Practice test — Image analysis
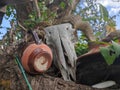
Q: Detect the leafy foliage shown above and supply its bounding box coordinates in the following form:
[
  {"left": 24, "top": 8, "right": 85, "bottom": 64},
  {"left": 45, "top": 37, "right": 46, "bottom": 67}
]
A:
[
  {"left": 75, "top": 42, "right": 88, "bottom": 56},
  {"left": 99, "top": 4, "right": 109, "bottom": 21},
  {"left": 5, "top": 5, "right": 16, "bottom": 21},
  {"left": 75, "top": 0, "right": 117, "bottom": 40},
  {"left": 24, "top": 1, "right": 57, "bottom": 29},
  {"left": 75, "top": 34, "right": 88, "bottom": 56},
  {"left": 59, "top": 2, "right": 66, "bottom": 9}
]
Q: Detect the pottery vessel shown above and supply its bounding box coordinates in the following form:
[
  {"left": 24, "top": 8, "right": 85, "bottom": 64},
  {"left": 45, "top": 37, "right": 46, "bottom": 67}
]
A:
[{"left": 21, "top": 43, "right": 53, "bottom": 74}]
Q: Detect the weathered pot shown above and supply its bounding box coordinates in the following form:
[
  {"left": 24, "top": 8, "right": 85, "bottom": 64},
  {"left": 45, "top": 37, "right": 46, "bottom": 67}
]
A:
[
  {"left": 21, "top": 43, "right": 53, "bottom": 74},
  {"left": 76, "top": 42, "right": 120, "bottom": 86}
]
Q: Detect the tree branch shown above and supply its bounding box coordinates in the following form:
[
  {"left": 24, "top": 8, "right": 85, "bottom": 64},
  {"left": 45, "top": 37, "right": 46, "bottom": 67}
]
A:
[
  {"left": 33, "top": 0, "right": 41, "bottom": 18},
  {"left": 0, "top": 6, "right": 6, "bottom": 25},
  {"left": 58, "top": 15, "right": 96, "bottom": 42},
  {"left": 71, "top": 0, "right": 81, "bottom": 10},
  {"left": 18, "top": 21, "right": 28, "bottom": 31}
]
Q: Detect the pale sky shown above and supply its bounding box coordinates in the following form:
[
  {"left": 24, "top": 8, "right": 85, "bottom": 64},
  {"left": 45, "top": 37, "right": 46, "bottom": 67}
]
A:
[
  {"left": 96, "top": 0, "right": 120, "bottom": 15},
  {"left": 97, "top": 0, "right": 120, "bottom": 7},
  {"left": 0, "top": 15, "right": 11, "bottom": 39},
  {"left": 96, "top": 0, "right": 120, "bottom": 29}
]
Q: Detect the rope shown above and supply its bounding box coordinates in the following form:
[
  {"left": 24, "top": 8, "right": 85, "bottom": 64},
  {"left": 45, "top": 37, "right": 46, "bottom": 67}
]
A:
[{"left": 15, "top": 55, "right": 32, "bottom": 90}]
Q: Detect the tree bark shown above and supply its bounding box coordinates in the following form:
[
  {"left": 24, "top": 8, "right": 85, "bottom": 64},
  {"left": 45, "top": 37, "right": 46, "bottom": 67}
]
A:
[
  {"left": 0, "top": 0, "right": 105, "bottom": 90},
  {"left": 0, "top": 55, "right": 108, "bottom": 90},
  {"left": 56, "top": 14, "right": 96, "bottom": 41}
]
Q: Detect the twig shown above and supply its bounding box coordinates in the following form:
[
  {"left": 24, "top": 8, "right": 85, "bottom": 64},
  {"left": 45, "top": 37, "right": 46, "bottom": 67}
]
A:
[
  {"left": 0, "top": 6, "right": 6, "bottom": 13},
  {"left": 33, "top": 0, "right": 41, "bottom": 18},
  {"left": 18, "top": 21, "right": 27, "bottom": 31}
]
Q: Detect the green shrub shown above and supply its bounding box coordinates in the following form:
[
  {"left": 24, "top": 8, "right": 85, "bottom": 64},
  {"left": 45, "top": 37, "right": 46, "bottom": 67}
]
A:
[{"left": 75, "top": 42, "right": 88, "bottom": 56}]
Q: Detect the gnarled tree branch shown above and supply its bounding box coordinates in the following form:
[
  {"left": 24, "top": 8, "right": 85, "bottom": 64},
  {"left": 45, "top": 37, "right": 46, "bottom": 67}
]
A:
[{"left": 58, "top": 15, "right": 96, "bottom": 42}]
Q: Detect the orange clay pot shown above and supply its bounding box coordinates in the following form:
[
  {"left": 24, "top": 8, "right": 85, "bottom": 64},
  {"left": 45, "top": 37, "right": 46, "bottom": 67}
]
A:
[{"left": 21, "top": 43, "right": 53, "bottom": 74}]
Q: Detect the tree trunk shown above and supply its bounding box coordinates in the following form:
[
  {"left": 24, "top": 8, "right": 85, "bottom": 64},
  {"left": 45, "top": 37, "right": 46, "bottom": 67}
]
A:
[
  {"left": 0, "top": 24, "right": 111, "bottom": 90},
  {"left": 0, "top": 0, "right": 110, "bottom": 90},
  {"left": 0, "top": 55, "right": 108, "bottom": 90}
]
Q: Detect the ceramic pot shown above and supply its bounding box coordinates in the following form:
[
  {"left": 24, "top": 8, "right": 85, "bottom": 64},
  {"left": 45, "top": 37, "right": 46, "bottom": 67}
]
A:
[{"left": 21, "top": 43, "right": 53, "bottom": 74}]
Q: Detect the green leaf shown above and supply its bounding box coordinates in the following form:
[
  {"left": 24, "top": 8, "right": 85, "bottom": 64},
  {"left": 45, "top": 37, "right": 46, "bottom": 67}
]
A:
[
  {"left": 99, "top": 3, "right": 109, "bottom": 21},
  {"left": 100, "top": 46, "right": 116, "bottom": 65},
  {"left": 69, "top": 0, "right": 73, "bottom": 4},
  {"left": 59, "top": 2, "right": 66, "bottom": 9},
  {"left": 111, "top": 41, "right": 120, "bottom": 58}
]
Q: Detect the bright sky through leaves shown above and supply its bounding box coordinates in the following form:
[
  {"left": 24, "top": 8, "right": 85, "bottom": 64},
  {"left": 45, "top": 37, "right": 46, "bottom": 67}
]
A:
[
  {"left": 0, "top": 0, "right": 120, "bottom": 39},
  {"left": 96, "top": 0, "right": 120, "bottom": 29}
]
